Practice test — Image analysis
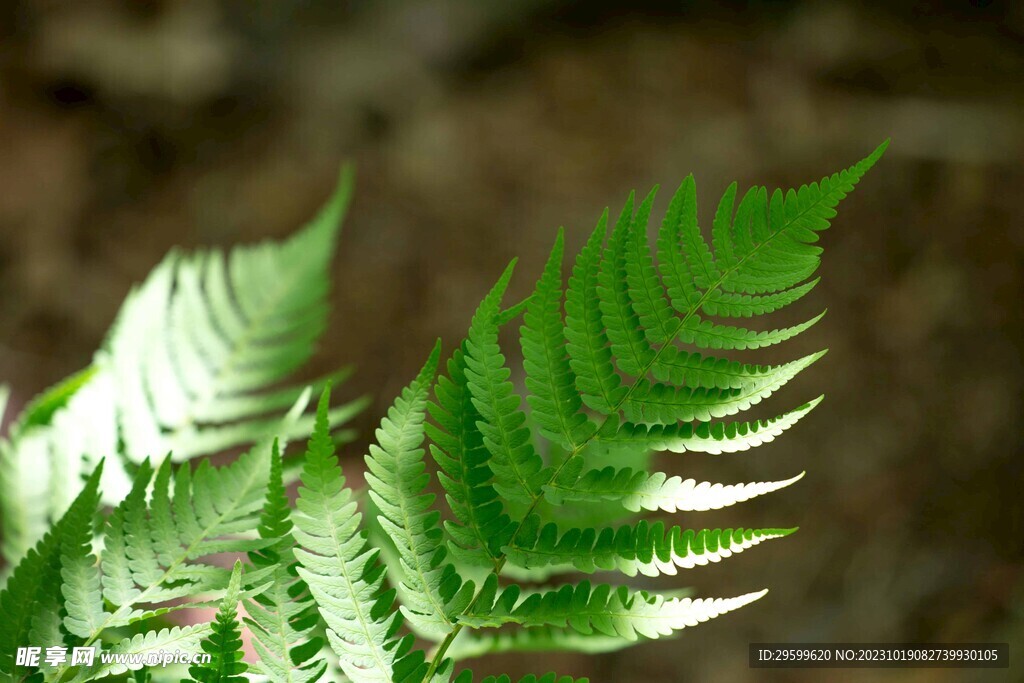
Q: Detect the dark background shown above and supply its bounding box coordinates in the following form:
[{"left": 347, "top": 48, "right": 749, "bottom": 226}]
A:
[{"left": 0, "top": 1, "right": 1021, "bottom": 681}]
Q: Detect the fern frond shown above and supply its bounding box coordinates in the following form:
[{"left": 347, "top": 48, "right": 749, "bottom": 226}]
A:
[
  {"left": 448, "top": 626, "right": 630, "bottom": 660},
  {"left": 245, "top": 441, "right": 327, "bottom": 683},
  {"left": 545, "top": 465, "right": 805, "bottom": 513},
  {"left": 40, "top": 438, "right": 276, "bottom": 683},
  {"left": 462, "top": 578, "right": 767, "bottom": 641},
  {"left": 427, "top": 343, "right": 513, "bottom": 568},
  {"left": 72, "top": 625, "right": 210, "bottom": 681},
  {"left": 0, "top": 169, "right": 363, "bottom": 570},
  {"left": 506, "top": 521, "right": 796, "bottom": 577},
  {"left": 0, "top": 463, "right": 103, "bottom": 679},
  {"left": 365, "top": 341, "right": 477, "bottom": 637},
  {"left": 598, "top": 397, "right": 823, "bottom": 454},
  {"left": 412, "top": 145, "right": 885, "bottom": 676},
  {"left": 564, "top": 212, "right": 623, "bottom": 414},
  {"left": 293, "top": 388, "right": 430, "bottom": 683},
  {"left": 107, "top": 169, "right": 358, "bottom": 462},
  {"left": 1, "top": 148, "right": 883, "bottom": 682},
  {"left": 521, "top": 230, "right": 596, "bottom": 451},
  {"left": 464, "top": 262, "right": 550, "bottom": 505},
  {"left": 184, "top": 562, "right": 248, "bottom": 683}
]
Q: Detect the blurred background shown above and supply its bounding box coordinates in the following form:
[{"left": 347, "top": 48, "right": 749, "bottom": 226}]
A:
[{"left": 0, "top": 1, "right": 1021, "bottom": 681}]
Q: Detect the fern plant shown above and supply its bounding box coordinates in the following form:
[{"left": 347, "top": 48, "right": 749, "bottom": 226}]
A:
[
  {"left": 184, "top": 562, "right": 249, "bottom": 683},
  {"left": 0, "top": 144, "right": 885, "bottom": 682},
  {"left": 0, "top": 170, "right": 364, "bottom": 572},
  {"left": 312, "top": 142, "right": 885, "bottom": 680}
]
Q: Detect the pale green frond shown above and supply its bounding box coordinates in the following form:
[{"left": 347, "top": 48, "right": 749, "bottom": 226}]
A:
[
  {"left": 0, "top": 464, "right": 103, "bottom": 679},
  {"left": 69, "top": 439, "right": 274, "bottom": 669},
  {"left": 106, "top": 169, "right": 355, "bottom": 462},
  {"left": 0, "top": 369, "right": 127, "bottom": 572},
  {"left": 506, "top": 522, "right": 797, "bottom": 578},
  {"left": 462, "top": 578, "right": 767, "bottom": 641},
  {"left": 448, "top": 625, "right": 632, "bottom": 660},
  {"left": 245, "top": 441, "right": 327, "bottom": 683},
  {"left": 366, "top": 342, "right": 476, "bottom": 637},
  {"left": 293, "top": 388, "right": 429, "bottom": 683},
  {"left": 61, "top": 462, "right": 112, "bottom": 639},
  {"left": 0, "top": 169, "right": 361, "bottom": 572},
  {"left": 70, "top": 625, "right": 211, "bottom": 682},
  {"left": 546, "top": 467, "right": 805, "bottom": 513}
]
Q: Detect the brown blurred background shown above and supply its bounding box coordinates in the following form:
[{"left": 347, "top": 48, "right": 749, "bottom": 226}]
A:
[{"left": 0, "top": 1, "right": 1021, "bottom": 681}]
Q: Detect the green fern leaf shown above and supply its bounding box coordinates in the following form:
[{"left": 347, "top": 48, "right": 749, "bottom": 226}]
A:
[
  {"left": 448, "top": 625, "right": 631, "bottom": 660},
  {"left": 674, "top": 311, "right": 825, "bottom": 351},
  {"left": 462, "top": 578, "right": 766, "bottom": 641},
  {"left": 506, "top": 521, "right": 796, "bottom": 577},
  {"left": 293, "top": 388, "right": 429, "bottom": 683},
  {"left": 521, "top": 230, "right": 597, "bottom": 451},
  {"left": 0, "top": 463, "right": 103, "bottom": 678},
  {"left": 597, "top": 192, "right": 656, "bottom": 377},
  {"left": 701, "top": 278, "right": 819, "bottom": 317},
  {"left": 71, "top": 625, "right": 210, "bottom": 682},
  {"left": 365, "top": 341, "right": 477, "bottom": 637},
  {"left": 427, "top": 343, "right": 513, "bottom": 568},
  {"left": 43, "top": 437, "right": 277, "bottom": 683},
  {"left": 464, "top": 262, "right": 550, "bottom": 505},
  {"left": 624, "top": 191, "right": 677, "bottom": 345},
  {"left": 564, "top": 212, "right": 624, "bottom": 414},
  {"left": 598, "top": 397, "right": 822, "bottom": 454},
  {"left": 61, "top": 467, "right": 111, "bottom": 640},
  {"left": 674, "top": 176, "right": 721, "bottom": 290},
  {"left": 245, "top": 441, "right": 327, "bottom": 683},
  {"left": 620, "top": 351, "right": 824, "bottom": 424},
  {"left": 184, "top": 562, "right": 248, "bottom": 683}
]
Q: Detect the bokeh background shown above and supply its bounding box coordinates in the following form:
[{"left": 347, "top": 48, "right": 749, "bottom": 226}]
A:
[{"left": 0, "top": 1, "right": 1021, "bottom": 681}]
